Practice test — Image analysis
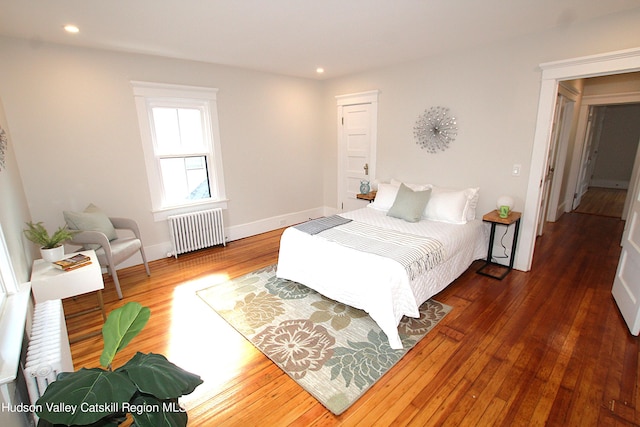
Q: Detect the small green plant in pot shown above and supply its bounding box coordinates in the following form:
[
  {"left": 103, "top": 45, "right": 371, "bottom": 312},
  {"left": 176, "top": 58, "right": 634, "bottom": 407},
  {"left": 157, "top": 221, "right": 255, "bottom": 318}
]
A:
[
  {"left": 35, "top": 302, "right": 203, "bottom": 427},
  {"left": 24, "top": 221, "right": 77, "bottom": 262},
  {"left": 23, "top": 221, "right": 76, "bottom": 249}
]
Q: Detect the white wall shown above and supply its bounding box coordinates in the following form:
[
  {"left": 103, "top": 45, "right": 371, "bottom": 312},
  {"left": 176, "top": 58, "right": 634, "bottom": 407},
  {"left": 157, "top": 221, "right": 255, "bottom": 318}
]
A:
[
  {"left": 322, "top": 8, "right": 640, "bottom": 269},
  {"left": 0, "top": 98, "right": 33, "bottom": 283},
  {"left": 591, "top": 104, "right": 640, "bottom": 188},
  {"left": 0, "top": 37, "right": 324, "bottom": 261}
]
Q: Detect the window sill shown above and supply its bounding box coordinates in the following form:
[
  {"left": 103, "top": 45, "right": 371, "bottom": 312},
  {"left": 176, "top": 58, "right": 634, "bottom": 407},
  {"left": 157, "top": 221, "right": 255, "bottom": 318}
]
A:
[
  {"left": 152, "top": 199, "right": 228, "bottom": 221},
  {"left": 0, "top": 282, "right": 31, "bottom": 385}
]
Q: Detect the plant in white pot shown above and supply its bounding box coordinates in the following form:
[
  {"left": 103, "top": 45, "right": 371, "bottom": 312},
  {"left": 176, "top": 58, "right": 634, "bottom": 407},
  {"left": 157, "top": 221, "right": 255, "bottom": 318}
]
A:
[{"left": 23, "top": 221, "right": 77, "bottom": 262}]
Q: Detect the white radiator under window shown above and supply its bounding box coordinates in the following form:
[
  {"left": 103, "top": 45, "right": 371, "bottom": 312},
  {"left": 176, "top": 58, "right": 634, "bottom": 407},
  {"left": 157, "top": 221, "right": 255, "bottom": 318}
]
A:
[
  {"left": 168, "top": 208, "right": 226, "bottom": 258},
  {"left": 24, "top": 299, "right": 74, "bottom": 407}
]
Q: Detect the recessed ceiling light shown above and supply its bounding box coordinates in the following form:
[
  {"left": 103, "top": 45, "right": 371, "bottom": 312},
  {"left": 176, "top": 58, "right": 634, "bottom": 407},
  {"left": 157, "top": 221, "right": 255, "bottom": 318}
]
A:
[
  {"left": 316, "top": 67, "right": 325, "bottom": 74},
  {"left": 64, "top": 24, "right": 79, "bottom": 34}
]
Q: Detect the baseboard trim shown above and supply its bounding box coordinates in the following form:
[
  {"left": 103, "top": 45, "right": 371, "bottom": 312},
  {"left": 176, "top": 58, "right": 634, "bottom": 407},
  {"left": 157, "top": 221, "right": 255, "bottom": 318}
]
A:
[{"left": 122, "top": 206, "right": 335, "bottom": 268}]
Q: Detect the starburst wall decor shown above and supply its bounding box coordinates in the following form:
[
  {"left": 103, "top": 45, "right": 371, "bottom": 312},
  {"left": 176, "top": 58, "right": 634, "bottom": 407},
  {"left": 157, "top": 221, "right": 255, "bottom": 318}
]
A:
[{"left": 413, "top": 106, "right": 458, "bottom": 153}]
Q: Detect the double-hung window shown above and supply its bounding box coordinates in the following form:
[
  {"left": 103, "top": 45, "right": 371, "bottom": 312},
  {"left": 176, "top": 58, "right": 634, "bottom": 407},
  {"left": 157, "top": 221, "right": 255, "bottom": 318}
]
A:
[{"left": 132, "top": 81, "right": 227, "bottom": 220}]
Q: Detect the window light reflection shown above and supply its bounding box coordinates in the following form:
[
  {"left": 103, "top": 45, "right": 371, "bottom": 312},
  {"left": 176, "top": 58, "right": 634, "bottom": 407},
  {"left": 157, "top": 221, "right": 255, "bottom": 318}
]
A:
[{"left": 166, "top": 273, "right": 254, "bottom": 407}]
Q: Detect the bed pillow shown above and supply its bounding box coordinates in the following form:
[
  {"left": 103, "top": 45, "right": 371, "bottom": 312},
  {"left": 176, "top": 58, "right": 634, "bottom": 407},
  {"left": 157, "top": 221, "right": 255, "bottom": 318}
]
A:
[
  {"left": 369, "top": 182, "right": 400, "bottom": 212},
  {"left": 424, "top": 187, "right": 480, "bottom": 224},
  {"left": 64, "top": 203, "right": 118, "bottom": 241},
  {"left": 387, "top": 183, "right": 432, "bottom": 222},
  {"left": 390, "top": 179, "right": 431, "bottom": 191}
]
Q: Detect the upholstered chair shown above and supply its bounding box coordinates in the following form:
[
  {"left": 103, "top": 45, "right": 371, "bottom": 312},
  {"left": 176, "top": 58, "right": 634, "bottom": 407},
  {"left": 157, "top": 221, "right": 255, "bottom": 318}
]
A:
[{"left": 64, "top": 205, "right": 150, "bottom": 299}]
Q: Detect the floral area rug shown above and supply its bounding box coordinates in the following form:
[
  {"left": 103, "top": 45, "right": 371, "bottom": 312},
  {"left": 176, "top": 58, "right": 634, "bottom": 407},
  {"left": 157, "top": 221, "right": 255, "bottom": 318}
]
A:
[{"left": 196, "top": 265, "right": 451, "bottom": 415}]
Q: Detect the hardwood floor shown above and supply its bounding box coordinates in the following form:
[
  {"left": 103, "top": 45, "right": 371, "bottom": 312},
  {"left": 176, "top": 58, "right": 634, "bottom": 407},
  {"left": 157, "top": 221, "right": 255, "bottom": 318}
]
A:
[
  {"left": 573, "top": 187, "right": 627, "bottom": 218},
  {"left": 63, "top": 213, "right": 639, "bottom": 426}
]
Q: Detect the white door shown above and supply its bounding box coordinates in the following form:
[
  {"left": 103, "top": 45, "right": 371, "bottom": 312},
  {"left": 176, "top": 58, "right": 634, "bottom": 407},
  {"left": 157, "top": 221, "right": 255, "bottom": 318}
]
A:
[
  {"left": 612, "top": 178, "right": 640, "bottom": 336},
  {"left": 537, "top": 94, "right": 565, "bottom": 235},
  {"left": 337, "top": 91, "right": 378, "bottom": 212},
  {"left": 546, "top": 94, "right": 574, "bottom": 222},
  {"left": 573, "top": 106, "right": 605, "bottom": 209}
]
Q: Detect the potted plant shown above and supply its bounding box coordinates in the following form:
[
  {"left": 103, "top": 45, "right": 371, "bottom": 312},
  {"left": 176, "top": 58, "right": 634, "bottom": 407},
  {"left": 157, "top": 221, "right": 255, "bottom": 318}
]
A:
[
  {"left": 23, "top": 221, "right": 76, "bottom": 262},
  {"left": 36, "top": 302, "right": 203, "bottom": 426}
]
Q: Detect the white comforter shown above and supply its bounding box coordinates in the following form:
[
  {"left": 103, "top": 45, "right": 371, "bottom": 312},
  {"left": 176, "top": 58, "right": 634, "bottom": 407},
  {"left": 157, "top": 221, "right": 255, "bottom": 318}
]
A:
[{"left": 276, "top": 207, "right": 488, "bottom": 349}]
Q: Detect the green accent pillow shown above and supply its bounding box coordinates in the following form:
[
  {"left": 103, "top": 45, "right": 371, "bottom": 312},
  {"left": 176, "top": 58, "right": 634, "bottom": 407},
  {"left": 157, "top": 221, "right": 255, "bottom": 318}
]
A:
[
  {"left": 387, "top": 183, "right": 432, "bottom": 222},
  {"left": 64, "top": 203, "right": 117, "bottom": 241}
]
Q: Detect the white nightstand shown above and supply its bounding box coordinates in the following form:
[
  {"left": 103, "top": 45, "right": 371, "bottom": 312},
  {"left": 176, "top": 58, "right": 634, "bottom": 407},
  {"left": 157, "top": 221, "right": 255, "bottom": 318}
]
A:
[{"left": 30, "top": 250, "right": 106, "bottom": 341}]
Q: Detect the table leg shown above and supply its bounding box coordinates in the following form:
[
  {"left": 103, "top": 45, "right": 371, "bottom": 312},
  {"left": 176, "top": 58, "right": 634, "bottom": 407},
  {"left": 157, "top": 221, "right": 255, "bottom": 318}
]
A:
[
  {"left": 508, "top": 219, "right": 521, "bottom": 270},
  {"left": 96, "top": 290, "right": 106, "bottom": 321},
  {"left": 486, "top": 223, "right": 497, "bottom": 262}
]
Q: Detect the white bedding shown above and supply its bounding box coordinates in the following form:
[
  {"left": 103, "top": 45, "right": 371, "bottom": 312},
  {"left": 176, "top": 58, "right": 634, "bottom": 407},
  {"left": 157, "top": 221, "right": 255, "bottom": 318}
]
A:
[{"left": 276, "top": 206, "right": 488, "bottom": 349}]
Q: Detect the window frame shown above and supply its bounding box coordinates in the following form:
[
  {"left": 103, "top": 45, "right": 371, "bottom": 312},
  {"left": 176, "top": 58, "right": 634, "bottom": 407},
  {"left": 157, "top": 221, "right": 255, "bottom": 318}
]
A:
[{"left": 132, "top": 81, "right": 227, "bottom": 221}]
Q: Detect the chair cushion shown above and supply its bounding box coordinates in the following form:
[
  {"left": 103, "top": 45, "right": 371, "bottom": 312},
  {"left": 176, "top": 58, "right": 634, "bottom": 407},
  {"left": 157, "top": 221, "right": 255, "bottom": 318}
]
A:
[
  {"left": 95, "top": 237, "right": 142, "bottom": 267},
  {"left": 64, "top": 204, "right": 118, "bottom": 250}
]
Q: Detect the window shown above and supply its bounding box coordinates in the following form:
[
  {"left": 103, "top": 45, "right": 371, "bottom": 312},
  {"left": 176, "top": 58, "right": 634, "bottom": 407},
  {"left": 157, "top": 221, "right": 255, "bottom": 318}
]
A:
[{"left": 132, "top": 82, "right": 227, "bottom": 220}]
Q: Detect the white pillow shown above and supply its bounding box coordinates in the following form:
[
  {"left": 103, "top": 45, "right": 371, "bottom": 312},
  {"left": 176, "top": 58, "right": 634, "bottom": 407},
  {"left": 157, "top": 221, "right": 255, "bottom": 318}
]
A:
[
  {"left": 390, "top": 179, "right": 431, "bottom": 191},
  {"left": 369, "top": 182, "right": 400, "bottom": 212},
  {"left": 424, "top": 187, "right": 480, "bottom": 224}
]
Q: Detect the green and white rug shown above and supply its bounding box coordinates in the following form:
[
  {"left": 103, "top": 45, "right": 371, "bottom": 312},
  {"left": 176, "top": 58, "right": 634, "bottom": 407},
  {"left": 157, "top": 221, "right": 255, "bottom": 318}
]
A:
[{"left": 197, "top": 265, "right": 451, "bottom": 415}]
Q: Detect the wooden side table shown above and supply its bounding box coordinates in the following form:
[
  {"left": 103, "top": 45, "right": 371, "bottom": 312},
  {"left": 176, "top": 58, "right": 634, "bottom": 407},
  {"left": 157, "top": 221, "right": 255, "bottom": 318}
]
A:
[
  {"left": 477, "top": 210, "right": 522, "bottom": 280},
  {"left": 356, "top": 191, "right": 377, "bottom": 202},
  {"left": 30, "top": 250, "right": 106, "bottom": 342}
]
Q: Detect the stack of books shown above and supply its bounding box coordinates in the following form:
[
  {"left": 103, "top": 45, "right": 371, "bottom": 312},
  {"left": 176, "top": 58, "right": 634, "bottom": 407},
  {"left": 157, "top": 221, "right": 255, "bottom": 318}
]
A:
[{"left": 53, "top": 253, "right": 92, "bottom": 271}]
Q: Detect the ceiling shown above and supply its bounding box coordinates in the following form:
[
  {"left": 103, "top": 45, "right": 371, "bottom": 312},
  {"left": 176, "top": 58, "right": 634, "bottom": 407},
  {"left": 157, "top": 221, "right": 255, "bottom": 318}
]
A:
[{"left": 1, "top": 0, "right": 639, "bottom": 79}]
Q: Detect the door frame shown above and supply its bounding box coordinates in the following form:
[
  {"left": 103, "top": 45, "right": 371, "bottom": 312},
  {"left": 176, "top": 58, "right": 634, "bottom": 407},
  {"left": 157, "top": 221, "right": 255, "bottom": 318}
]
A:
[
  {"left": 336, "top": 90, "right": 379, "bottom": 211},
  {"left": 520, "top": 47, "right": 640, "bottom": 271}
]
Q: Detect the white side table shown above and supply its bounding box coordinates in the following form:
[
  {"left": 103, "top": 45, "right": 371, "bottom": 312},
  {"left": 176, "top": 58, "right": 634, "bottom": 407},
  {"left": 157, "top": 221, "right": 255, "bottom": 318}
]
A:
[{"left": 30, "top": 250, "right": 106, "bottom": 341}]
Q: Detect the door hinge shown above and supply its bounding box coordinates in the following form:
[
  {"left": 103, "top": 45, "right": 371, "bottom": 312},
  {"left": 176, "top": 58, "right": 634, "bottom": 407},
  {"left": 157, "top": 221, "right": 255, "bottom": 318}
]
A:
[
  {"left": 573, "top": 193, "right": 577, "bottom": 199},
  {"left": 341, "top": 117, "right": 344, "bottom": 125}
]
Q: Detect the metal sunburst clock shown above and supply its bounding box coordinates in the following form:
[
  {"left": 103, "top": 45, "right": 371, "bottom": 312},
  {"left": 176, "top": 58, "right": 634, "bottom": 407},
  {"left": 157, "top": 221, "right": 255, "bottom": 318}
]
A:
[{"left": 414, "top": 106, "right": 458, "bottom": 153}]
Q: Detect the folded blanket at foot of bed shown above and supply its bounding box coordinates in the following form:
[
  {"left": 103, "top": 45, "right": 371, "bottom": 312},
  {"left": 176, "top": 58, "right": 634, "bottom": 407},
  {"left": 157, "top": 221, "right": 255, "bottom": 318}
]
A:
[{"left": 316, "top": 220, "right": 445, "bottom": 281}]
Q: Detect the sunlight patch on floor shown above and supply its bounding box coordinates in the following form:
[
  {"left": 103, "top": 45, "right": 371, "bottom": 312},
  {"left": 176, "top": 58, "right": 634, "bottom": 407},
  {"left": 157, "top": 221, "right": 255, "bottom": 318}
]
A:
[{"left": 166, "top": 273, "right": 258, "bottom": 407}]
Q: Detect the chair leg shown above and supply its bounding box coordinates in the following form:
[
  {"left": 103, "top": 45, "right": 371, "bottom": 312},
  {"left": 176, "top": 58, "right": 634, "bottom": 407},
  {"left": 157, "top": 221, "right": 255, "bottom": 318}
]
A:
[
  {"left": 139, "top": 248, "right": 151, "bottom": 277},
  {"left": 109, "top": 266, "right": 123, "bottom": 299}
]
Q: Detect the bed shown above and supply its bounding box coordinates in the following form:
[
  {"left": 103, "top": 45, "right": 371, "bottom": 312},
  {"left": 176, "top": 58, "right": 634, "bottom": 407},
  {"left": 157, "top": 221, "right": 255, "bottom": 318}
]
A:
[{"left": 276, "top": 182, "right": 489, "bottom": 349}]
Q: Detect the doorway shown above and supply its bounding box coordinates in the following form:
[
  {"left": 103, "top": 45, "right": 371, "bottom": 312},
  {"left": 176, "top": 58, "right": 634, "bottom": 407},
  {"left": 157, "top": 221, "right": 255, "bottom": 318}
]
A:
[
  {"left": 568, "top": 101, "right": 640, "bottom": 221},
  {"left": 520, "top": 48, "right": 640, "bottom": 272}
]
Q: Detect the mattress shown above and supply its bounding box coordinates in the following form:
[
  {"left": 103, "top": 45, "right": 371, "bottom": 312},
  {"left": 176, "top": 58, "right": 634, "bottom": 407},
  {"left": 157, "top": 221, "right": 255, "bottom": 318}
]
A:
[{"left": 276, "top": 206, "right": 488, "bottom": 349}]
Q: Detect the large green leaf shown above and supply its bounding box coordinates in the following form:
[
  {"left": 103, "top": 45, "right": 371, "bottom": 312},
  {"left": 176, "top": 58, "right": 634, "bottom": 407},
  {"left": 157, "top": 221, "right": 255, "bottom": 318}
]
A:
[
  {"left": 129, "top": 395, "right": 188, "bottom": 427},
  {"left": 36, "top": 368, "right": 137, "bottom": 426},
  {"left": 100, "top": 302, "right": 151, "bottom": 367},
  {"left": 118, "top": 353, "right": 203, "bottom": 400}
]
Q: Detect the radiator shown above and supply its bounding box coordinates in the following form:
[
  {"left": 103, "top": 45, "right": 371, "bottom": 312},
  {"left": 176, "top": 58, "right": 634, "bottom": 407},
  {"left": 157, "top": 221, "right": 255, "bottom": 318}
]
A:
[
  {"left": 168, "top": 208, "right": 226, "bottom": 258},
  {"left": 24, "top": 299, "right": 74, "bottom": 407}
]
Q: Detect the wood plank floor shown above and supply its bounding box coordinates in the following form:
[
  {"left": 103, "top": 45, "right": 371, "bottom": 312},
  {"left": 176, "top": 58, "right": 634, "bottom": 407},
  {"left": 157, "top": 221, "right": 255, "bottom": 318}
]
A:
[
  {"left": 573, "top": 187, "right": 627, "bottom": 218},
  {"left": 63, "top": 212, "right": 639, "bottom": 426}
]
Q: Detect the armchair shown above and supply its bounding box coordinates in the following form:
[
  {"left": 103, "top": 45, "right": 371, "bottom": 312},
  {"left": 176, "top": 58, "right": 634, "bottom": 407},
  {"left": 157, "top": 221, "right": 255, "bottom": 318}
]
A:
[{"left": 69, "top": 217, "right": 150, "bottom": 299}]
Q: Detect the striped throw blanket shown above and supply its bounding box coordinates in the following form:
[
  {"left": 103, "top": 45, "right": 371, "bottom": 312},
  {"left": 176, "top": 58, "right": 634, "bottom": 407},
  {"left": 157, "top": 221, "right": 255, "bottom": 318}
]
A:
[
  {"left": 318, "top": 221, "right": 445, "bottom": 280},
  {"left": 294, "top": 215, "right": 352, "bottom": 235}
]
